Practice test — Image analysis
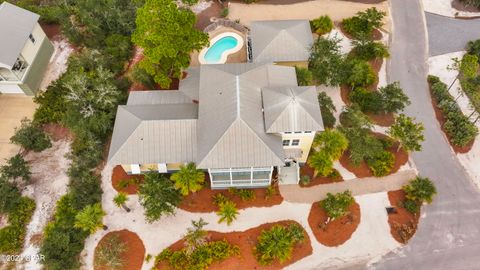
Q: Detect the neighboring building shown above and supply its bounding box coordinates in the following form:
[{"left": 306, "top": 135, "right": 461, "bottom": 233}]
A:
[
  {"left": 249, "top": 20, "right": 313, "bottom": 68},
  {"left": 108, "top": 63, "right": 323, "bottom": 189},
  {"left": 0, "top": 2, "right": 54, "bottom": 95}
]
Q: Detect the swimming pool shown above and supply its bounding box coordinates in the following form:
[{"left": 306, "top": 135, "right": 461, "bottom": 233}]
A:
[{"left": 199, "top": 32, "right": 244, "bottom": 64}]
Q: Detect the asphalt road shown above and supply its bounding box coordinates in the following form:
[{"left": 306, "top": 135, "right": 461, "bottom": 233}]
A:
[
  {"left": 426, "top": 12, "right": 480, "bottom": 56},
  {"left": 369, "top": 0, "right": 480, "bottom": 269}
]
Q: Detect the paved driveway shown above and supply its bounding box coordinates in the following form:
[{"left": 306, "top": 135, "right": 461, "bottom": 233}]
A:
[
  {"left": 0, "top": 94, "right": 37, "bottom": 165},
  {"left": 426, "top": 12, "right": 480, "bottom": 56},
  {"left": 369, "top": 1, "right": 480, "bottom": 269}
]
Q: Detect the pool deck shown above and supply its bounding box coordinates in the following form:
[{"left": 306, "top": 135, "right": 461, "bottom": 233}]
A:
[{"left": 190, "top": 26, "right": 247, "bottom": 66}]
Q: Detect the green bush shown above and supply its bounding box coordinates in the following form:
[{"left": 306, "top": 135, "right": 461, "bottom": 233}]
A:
[
  {"left": 318, "top": 92, "right": 337, "bottom": 128},
  {"left": 212, "top": 193, "right": 229, "bottom": 206},
  {"left": 342, "top": 7, "right": 386, "bottom": 39},
  {"left": 309, "top": 36, "right": 346, "bottom": 86},
  {"left": 216, "top": 200, "right": 238, "bottom": 225},
  {"left": 467, "top": 39, "right": 480, "bottom": 60},
  {"left": 378, "top": 82, "right": 410, "bottom": 114},
  {"left": 33, "top": 79, "right": 68, "bottom": 124},
  {"left": 320, "top": 191, "right": 355, "bottom": 220},
  {"left": 10, "top": 118, "right": 52, "bottom": 152},
  {"left": 345, "top": 59, "right": 377, "bottom": 87},
  {"left": 310, "top": 15, "right": 333, "bottom": 35},
  {"left": 403, "top": 176, "right": 437, "bottom": 204},
  {"left": 230, "top": 188, "right": 256, "bottom": 201},
  {"left": 0, "top": 154, "right": 31, "bottom": 183},
  {"left": 402, "top": 199, "right": 420, "bottom": 214},
  {"left": 366, "top": 151, "right": 394, "bottom": 177},
  {"left": 254, "top": 224, "right": 305, "bottom": 265},
  {"left": 131, "top": 65, "right": 157, "bottom": 89},
  {"left": 460, "top": 0, "right": 480, "bottom": 9},
  {"left": 157, "top": 240, "right": 240, "bottom": 270},
  {"left": 300, "top": 175, "right": 311, "bottom": 185},
  {"left": 349, "top": 87, "right": 383, "bottom": 113},
  {"left": 220, "top": 8, "right": 229, "bottom": 18},
  {"left": 0, "top": 197, "right": 35, "bottom": 253},
  {"left": 351, "top": 39, "right": 389, "bottom": 61},
  {"left": 295, "top": 66, "right": 313, "bottom": 86}
]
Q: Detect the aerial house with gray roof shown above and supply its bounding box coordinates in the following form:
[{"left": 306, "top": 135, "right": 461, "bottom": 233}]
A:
[
  {"left": 0, "top": 2, "right": 54, "bottom": 95},
  {"left": 108, "top": 63, "right": 323, "bottom": 189}
]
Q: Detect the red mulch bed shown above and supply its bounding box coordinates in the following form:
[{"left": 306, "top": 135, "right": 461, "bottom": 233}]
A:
[
  {"left": 156, "top": 220, "right": 312, "bottom": 270},
  {"left": 196, "top": 1, "right": 224, "bottom": 30},
  {"left": 94, "top": 230, "right": 145, "bottom": 270},
  {"left": 111, "top": 165, "right": 145, "bottom": 194},
  {"left": 40, "top": 23, "right": 62, "bottom": 40},
  {"left": 365, "top": 112, "right": 395, "bottom": 126},
  {"left": 339, "top": 132, "right": 409, "bottom": 178},
  {"left": 179, "top": 176, "right": 283, "bottom": 213},
  {"left": 451, "top": 0, "right": 480, "bottom": 13},
  {"left": 299, "top": 165, "right": 344, "bottom": 187},
  {"left": 42, "top": 123, "right": 73, "bottom": 141},
  {"left": 428, "top": 84, "right": 475, "bottom": 153},
  {"left": 387, "top": 190, "right": 420, "bottom": 244},
  {"left": 308, "top": 201, "right": 360, "bottom": 247}
]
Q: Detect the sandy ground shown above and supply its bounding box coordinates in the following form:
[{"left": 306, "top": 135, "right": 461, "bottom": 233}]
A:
[
  {"left": 38, "top": 38, "right": 74, "bottom": 91},
  {"left": 423, "top": 0, "right": 480, "bottom": 18},
  {"left": 18, "top": 140, "right": 71, "bottom": 269},
  {"left": 81, "top": 164, "right": 401, "bottom": 270},
  {"left": 428, "top": 51, "right": 480, "bottom": 189},
  {"left": 190, "top": 0, "right": 213, "bottom": 14},
  {"left": 228, "top": 0, "right": 390, "bottom": 31},
  {"left": 0, "top": 95, "right": 37, "bottom": 165},
  {"left": 325, "top": 28, "right": 353, "bottom": 55}
]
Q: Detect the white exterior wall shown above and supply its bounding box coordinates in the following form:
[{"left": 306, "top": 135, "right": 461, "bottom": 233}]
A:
[
  {"left": 0, "top": 83, "right": 24, "bottom": 94},
  {"left": 281, "top": 132, "right": 316, "bottom": 163},
  {"left": 20, "top": 23, "right": 46, "bottom": 65}
]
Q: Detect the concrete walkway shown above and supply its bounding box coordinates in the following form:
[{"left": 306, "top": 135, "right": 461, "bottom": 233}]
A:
[{"left": 279, "top": 169, "right": 416, "bottom": 203}]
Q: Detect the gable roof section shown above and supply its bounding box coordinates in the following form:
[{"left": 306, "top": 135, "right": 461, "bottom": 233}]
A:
[
  {"left": 107, "top": 104, "right": 198, "bottom": 165},
  {"left": 196, "top": 63, "right": 297, "bottom": 169},
  {"left": 250, "top": 20, "right": 313, "bottom": 63},
  {"left": 0, "top": 2, "right": 39, "bottom": 69},
  {"left": 178, "top": 67, "right": 200, "bottom": 100},
  {"left": 262, "top": 86, "right": 324, "bottom": 133},
  {"left": 127, "top": 90, "right": 193, "bottom": 105}
]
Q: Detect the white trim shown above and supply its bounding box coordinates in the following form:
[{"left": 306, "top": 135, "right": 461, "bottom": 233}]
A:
[
  {"left": 131, "top": 164, "right": 140, "bottom": 174},
  {"left": 157, "top": 163, "right": 167, "bottom": 173},
  {"left": 198, "top": 32, "right": 244, "bottom": 65}
]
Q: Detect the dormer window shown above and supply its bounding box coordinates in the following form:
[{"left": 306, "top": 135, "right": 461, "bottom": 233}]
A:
[{"left": 29, "top": 33, "right": 35, "bottom": 44}]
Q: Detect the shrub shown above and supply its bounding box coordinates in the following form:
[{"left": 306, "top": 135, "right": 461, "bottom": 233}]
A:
[
  {"left": 318, "top": 92, "right": 337, "bottom": 128},
  {"left": 139, "top": 172, "right": 182, "bottom": 222},
  {"left": 387, "top": 114, "right": 425, "bottom": 152},
  {"left": 74, "top": 203, "right": 105, "bottom": 234},
  {"left": 265, "top": 185, "right": 277, "bottom": 200},
  {"left": 460, "top": 0, "right": 480, "bottom": 9},
  {"left": 378, "top": 82, "right": 411, "bottom": 114},
  {"left": 212, "top": 193, "right": 229, "bottom": 206},
  {"left": 403, "top": 176, "right": 437, "bottom": 204},
  {"left": 300, "top": 175, "right": 311, "bottom": 185},
  {"left": 345, "top": 59, "right": 377, "bottom": 87},
  {"left": 320, "top": 191, "right": 355, "bottom": 221},
  {"left": 10, "top": 118, "right": 52, "bottom": 152},
  {"left": 314, "top": 129, "right": 349, "bottom": 160},
  {"left": 309, "top": 36, "right": 346, "bottom": 86},
  {"left": 230, "top": 188, "right": 256, "bottom": 201},
  {"left": 113, "top": 192, "right": 129, "bottom": 210},
  {"left": 0, "top": 154, "right": 31, "bottom": 183},
  {"left": 366, "top": 151, "right": 394, "bottom": 177},
  {"left": 157, "top": 240, "right": 240, "bottom": 270},
  {"left": 351, "top": 38, "right": 389, "bottom": 61},
  {"left": 349, "top": 87, "right": 383, "bottom": 113},
  {"left": 0, "top": 178, "right": 21, "bottom": 213},
  {"left": 216, "top": 200, "right": 238, "bottom": 225},
  {"left": 184, "top": 218, "right": 208, "bottom": 254},
  {"left": 295, "top": 66, "right": 313, "bottom": 86},
  {"left": 308, "top": 151, "right": 334, "bottom": 177},
  {"left": 0, "top": 196, "right": 35, "bottom": 253},
  {"left": 220, "top": 8, "right": 229, "bottom": 18},
  {"left": 467, "top": 39, "right": 480, "bottom": 60},
  {"left": 342, "top": 7, "right": 386, "bottom": 39},
  {"left": 254, "top": 224, "right": 305, "bottom": 265},
  {"left": 94, "top": 235, "right": 127, "bottom": 270},
  {"left": 131, "top": 65, "right": 157, "bottom": 89},
  {"left": 402, "top": 199, "right": 420, "bottom": 214},
  {"left": 310, "top": 15, "right": 333, "bottom": 35},
  {"left": 170, "top": 162, "right": 205, "bottom": 196}
]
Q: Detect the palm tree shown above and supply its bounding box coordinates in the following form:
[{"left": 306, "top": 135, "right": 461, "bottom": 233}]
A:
[
  {"left": 170, "top": 162, "right": 205, "bottom": 196},
  {"left": 217, "top": 200, "right": 238, "bottom": 225},
  {"left": 113, "top": 192, "right": 130, "bottom": 212},
  {"left": 74, "top": 203, "right": 106, "bottom": 234}
]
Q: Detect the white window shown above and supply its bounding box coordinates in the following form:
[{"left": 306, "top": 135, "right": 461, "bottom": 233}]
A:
[
  {"left": 292, "top": 139, "right": 300, "bottom": 146},
  {"left": 29, "top": 34, "right": 35, "bottom": 44},
  {"left": 158, "top": 163, "right": 167, "bottom": 173},
  {"left": 284, "top": 132, "right": 292, "bottom": 134},
  {"left": 283, "top": 140, "right": 290, "bottom": 146},
  {"left": 294, "top": 131, "right": 302, "bottom": 134},
  {"left": 304, "top": 131, "right": 312, "bottom": 133},
  {"left": 131, "top": 164, "right": 141, "bottom": 174}
]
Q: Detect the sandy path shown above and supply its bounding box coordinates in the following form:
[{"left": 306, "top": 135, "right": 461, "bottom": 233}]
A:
[{"left": 228, "top": 0, "right": 390, "bottom": 31}]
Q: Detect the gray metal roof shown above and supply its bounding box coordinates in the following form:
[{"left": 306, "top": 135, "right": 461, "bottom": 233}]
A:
[
  {"left": 178, "top": 67, "right": 200, "bottom": 101},
  {"left": 196, "top": 63, "right": 297, "bottom": 169},
  {"left": 0, "top": 2, "right": 39, "bottom": 69},
  {"left": 127, "top": 91, "right": 193, "bottom": 105},
  {"left": 250, "top": 20, "right": 313, "bottom": 63},
  {"left": 262, "top": 86, "right": 324, "bottom": 133},
  {"left": 107, "top": 104, "right": 198, "bottom": 165}
]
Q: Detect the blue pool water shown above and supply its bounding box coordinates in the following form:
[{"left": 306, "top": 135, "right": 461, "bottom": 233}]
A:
[{"left": 204, "top": 36, "right": 239, "bottom": 64}]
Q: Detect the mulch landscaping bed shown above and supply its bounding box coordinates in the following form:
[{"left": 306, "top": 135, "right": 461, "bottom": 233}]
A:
[
  {"left": 196, "top": 1, "right": 224, "bottom": 30},
  {"left": 299, "top": 165, "right": 344, "bottom": 187},
  {"left": 94, "top": 230, "right": 145, "bottom": 270},
  {"left": 451, "top": 0, "right": 480, "bottom": 13},
  {"left": 337, "top": 22, "right": 383, "bottom": 41},
  {"left": 365, "top": 112, "right": 395, "bottom": 126},
  {"left": 111, "top": 165, "right": 145, "bottom": 194},
  {"left": 307, "top": 201, "right": 360, "bottom": 247},
  {"left": 387, "top": 190, "right": 419, "bottom": 244},
  {"left": 178, "top": 176, "right": 283, "bottom": 213},
  {"left": 339, "top": 132, "right": 409, "bottom": 178},
  {"left": 42, "top": 123, "right": 74, "bottom": 141},
  {"left": 156, "top": 220, "right": 312, "bottom": 270},
  {"left": 429, "top": 84, "right": 475, "bottom": 153}
]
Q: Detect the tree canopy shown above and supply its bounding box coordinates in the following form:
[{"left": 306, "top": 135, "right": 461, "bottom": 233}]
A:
[
  {"left": 10, "top": 118, "right": 52, "bottom": 152},
  {"left": 388, "top": 114, "right": 425, "bottom": 152},
  {"left": 170, "top": 162, "right": 205, "bottom": 196},
  {"left": 74, "top": 203, "right": 105, "bottom": 234},
  {"left": 320, "top": 191, "right": 355, "bottom": 220},
  {"left": 132, "top": 0, "right": 209, "bottom": 88},
  {"left": 309, "top": 36, "right": 346, "bottom": 86}
]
